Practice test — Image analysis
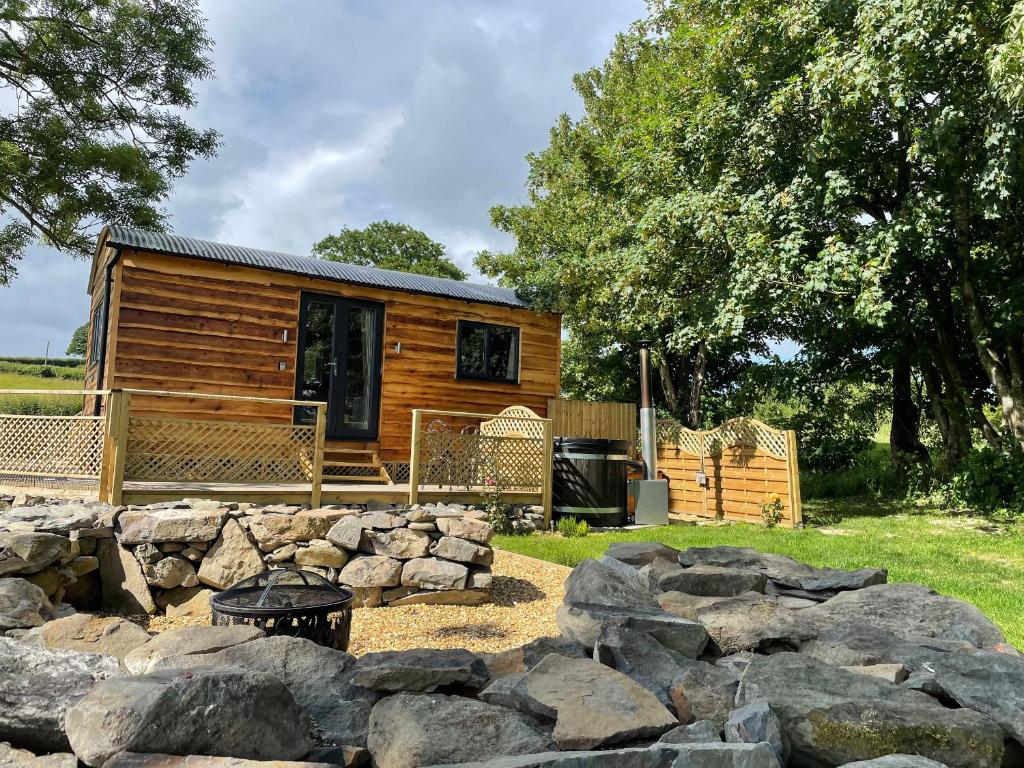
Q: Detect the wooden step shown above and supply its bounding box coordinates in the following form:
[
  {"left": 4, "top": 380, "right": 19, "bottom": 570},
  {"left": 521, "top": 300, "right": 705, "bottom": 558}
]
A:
[
  {"left": 322, "top": 460, "right": 380, "bottom": 469},
  {"left": 322, "top": 474, "right": 391, "bottom": 484}
]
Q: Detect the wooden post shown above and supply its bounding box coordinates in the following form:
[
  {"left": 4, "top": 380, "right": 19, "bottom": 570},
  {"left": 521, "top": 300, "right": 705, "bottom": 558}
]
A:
[
  {"left": 541, "top": 417, "right": 554, "bottom": 529},
  {"left": 785, "top": 429, "right": 802, "bottom": 526},
  {"left": 408, "top": 409, "right": 422, "bottom": 506},
  {"left": 311, "top": 403, "right": 326, "bottom": 508},
  {"left": 106, "top": 390, "right": 131, "bottom": 506}
]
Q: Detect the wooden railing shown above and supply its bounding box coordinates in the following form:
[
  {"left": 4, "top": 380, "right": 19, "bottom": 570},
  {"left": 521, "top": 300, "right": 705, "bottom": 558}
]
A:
[
  {"left": 0, "top": 390, "right": 108, "bottom": 481},
  {"left": 0, "top": 389, "right": 327, "bottom": 507},
  {"left": 408, "top": 406, "right": 553, "bottom": 525}
]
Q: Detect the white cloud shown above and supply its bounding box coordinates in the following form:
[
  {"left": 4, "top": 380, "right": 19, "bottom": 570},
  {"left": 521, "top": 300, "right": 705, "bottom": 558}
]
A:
[{"left": 0, "top": 0, "right": 646, "bottom": 354}]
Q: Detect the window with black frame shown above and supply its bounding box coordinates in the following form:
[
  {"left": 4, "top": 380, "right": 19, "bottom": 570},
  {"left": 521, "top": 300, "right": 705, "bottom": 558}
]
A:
[
  {"left": 87, "top": 302, "right": 103, "bottom": 368},
  {"left": 456, "top": 320, "right": 519, "bottom": 383}
]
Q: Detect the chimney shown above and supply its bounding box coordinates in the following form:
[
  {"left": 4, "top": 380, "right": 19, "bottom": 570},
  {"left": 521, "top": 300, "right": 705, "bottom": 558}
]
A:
[{"left": 638, "top": 340, "right": 657, "bottom": 481}]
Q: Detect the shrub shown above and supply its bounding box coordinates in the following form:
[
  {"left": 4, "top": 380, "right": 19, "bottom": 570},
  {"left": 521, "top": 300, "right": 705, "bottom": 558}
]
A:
[
  {"left": 556, "top": 515, "right": 590, "bottom": 538},
  {"left": 37, "top": 365, "right": 56, "bottom": 378},
  {"left": 942, "top": 445, "right": 1024, "bottom": 517}
]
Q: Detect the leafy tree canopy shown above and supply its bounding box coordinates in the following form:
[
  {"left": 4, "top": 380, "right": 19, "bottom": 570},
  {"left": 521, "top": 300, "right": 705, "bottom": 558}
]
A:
[
  {"left": 313, "top": 220, "right": 467, "bottom": 281},
  {"left": 0, "top": 0, "right": 219, "bottom": 285},
  {"left": 482, "top": 0, "right": 1024, "bottom": 465},
  {"left": 65, "top": 321, "right": 87, "bottom": 356}
]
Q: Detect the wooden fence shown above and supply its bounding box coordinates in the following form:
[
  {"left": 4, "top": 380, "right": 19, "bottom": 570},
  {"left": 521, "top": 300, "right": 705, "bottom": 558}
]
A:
[
  {"left": 409, "top": 406, "right": 553, "bottom": 524},
  {"left": 547, "top": 399, "right": 636, "bottom": 447},
  {"left": 655, "top": 417, "right": 802, "bottom": 527}
]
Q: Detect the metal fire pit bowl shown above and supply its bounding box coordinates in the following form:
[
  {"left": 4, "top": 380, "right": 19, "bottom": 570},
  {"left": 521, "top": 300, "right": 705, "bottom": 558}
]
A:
[{"left": 210, "top": 569, "right": 354, "bottom": 650}]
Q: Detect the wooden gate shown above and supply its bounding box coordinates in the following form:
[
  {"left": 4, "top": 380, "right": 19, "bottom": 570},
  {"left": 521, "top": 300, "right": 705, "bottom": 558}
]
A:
[{"left": 655, "top": 418, "right": 801, "bottom": 527}]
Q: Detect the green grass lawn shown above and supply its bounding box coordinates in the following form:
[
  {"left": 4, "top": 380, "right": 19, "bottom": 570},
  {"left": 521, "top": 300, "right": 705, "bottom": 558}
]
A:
[
  {"left": 0, "top": 372, "right": 84, "bottom": 415},
  {"left": 495, "top": 499, "right": 1024, "bottom": 648}
]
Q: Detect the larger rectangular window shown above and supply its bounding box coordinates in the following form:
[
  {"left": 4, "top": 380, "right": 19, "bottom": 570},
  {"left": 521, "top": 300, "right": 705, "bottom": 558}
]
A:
[
  {"left": 456, "top": 320, "right": 520, "bottom": 383},
  {"left": 87, "top": 302, "right": 104, "bottom": 368}
]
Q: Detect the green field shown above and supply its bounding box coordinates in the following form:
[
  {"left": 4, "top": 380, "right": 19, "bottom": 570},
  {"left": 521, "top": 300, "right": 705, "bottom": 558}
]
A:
[
  {"left": 0, "top": 363, "right": 85, "bottom": 415},
  {"left": 495, "top": 499, "right": 1024, "bottom": 648}
]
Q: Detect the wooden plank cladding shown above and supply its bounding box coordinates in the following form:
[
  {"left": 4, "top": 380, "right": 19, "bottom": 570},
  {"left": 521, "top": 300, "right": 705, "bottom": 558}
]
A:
[
  {"left": 547, "top": 399, "right": 637, "bottom": 445},
  {"left": 655, "top": 417, "right": 802, "bottom": 527},
  {"left": 89, "top": 245, "right": 561, "bottom": 463}
]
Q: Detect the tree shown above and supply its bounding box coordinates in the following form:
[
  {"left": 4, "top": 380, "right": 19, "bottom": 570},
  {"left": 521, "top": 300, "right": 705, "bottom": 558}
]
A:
[
  {"left": 483, "top": 0, "right": 1024, "bottom": 469},
  {"left": 0, "top": 0, "right": 219, "bottom": 284},
  {"left": 313, "top": 221, "right": 467, "bottom": 281},
  {"left": 66, "top": 322, "right": 87, "bottom": 357}
]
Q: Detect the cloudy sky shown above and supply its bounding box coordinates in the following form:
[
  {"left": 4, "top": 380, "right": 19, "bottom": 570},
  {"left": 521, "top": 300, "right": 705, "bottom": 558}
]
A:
[{"left": 0, "top": 0, "right": 646, "bottom": 357}]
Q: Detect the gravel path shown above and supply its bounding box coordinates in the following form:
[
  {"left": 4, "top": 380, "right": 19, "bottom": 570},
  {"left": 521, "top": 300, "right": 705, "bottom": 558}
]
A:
[{"left": 135, "top": 550, "right": 569, "bottom": 655}]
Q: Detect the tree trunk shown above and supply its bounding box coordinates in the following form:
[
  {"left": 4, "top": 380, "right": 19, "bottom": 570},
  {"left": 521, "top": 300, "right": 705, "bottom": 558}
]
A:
[
  {"left": 890, "top": 356, "right": 930, "bottom": 467},
  {"left": 957, "top": 256, "right": 1024, "bottom": 445},
  {"left": 686, "top": 341, "right": 707, "bottom": 430},
  {"left": 657, "top": 355, "right": 679, "bottom": 415},
  {"left": 919, "top": 352, "right": 972, "bottom": 473}
]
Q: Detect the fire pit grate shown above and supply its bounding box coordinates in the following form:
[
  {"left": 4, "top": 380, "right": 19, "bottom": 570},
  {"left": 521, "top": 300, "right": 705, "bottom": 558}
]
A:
[{"left": 210, "top": 569, "right": 354, "bottom": 650}]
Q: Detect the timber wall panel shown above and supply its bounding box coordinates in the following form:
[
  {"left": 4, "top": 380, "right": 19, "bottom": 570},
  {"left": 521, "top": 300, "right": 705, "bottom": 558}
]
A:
[{"left": 104, "top": 249, "right": 561, "bottom": 462}]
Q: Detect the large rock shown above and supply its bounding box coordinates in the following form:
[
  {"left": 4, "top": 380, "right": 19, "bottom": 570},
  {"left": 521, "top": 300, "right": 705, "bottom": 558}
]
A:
[
  {"left": 488, "top": 636, "right": 590, "bottom": 678},
  {"left": 197, "top": 519, "right": 265, "bottom": 590},
  {"left": 725, "top": 704, "right": 784, "bottom": 765},
  {"left": 147, "top": 635, "right": 380, "bottom": 747},
  {"left": 694, "top": 594, "right": 819, "bottom": 654},
  {"left": 123, "top": 625, "right": 264, "bottom": 674},
  {"left": 562, "top": 557, "right": 659, "bottom": 612},
  {"left": 156, "top": 586, "right": 214, "bottom": 617},
  {"left": 0, "top": 503, "right": 102, "bottom": 535},
  {"left": 805, "top": 583, "right": 1006, "bottom": 649},
  {"left": 0, "top": 637, "right": 120, "bottom": 753},
  {"left": 678, "top": 546, "right": 887, "bottom": 595},
  {"left": 668, "top": 661, "right": 740, "bottom": 729},
  {"left": 604, "top": 541, "right": 681, "bottom": 568},
  {"left": 0, "top": 743, "right": 77, "bottom": 768},
  {"left": 294, "top": 540, "right": 349, "bottom": 568},
  {"left": 659, "top": 721, "right": 723, "bottom": 744},
  {"left": 436, "top": 516, "right": 493, "bottom": 544},
  {"left": 430, "top": 536, "right": 493, "bottom": 565},
  {"left": 930, "top": 649, "right": 1024, "bottom": 744},
  {"left": 737, "top": 652, "right": 1004, "bottom": 767},
  {"left": 65, "top": 667, "right": 314, "bottom": 767},
  {"left": 659, "top": 566, "right": 766, "bottom": 597},
  {"left": 593, "top": 624, "right": 697, "bottom": 708},
  {"left": 103, "top": 755, "right": 338, "bottom": 768},
  {"left": 361, "top": 528, "right": 431, "bottom": 560},
  {"left": 23, "top": 613, "right": 150, "bottom": 661},
  {"left": 353, "top": 648, "right": 489, "bottom": 692},
  {"left": 96, "top": 538, "right": 157, "bottom": 615},
  {"left": 425, "top": 743, "right": 780, "bottom": 767},
  {"left": 339, "top": 555, "right": 402, "bottom": 588},
  {"left": 248, "top": 510, "right": 351, "bottom": 552},
  {"left": 0, "top": 577, "right": 53, "bottom": 630},
  {"left": 401, "top": 557, "right": 468, "bottom": 590},
  {"left": 367, "top": 693, "right": 554, "bottom": 768},
  {"left": 505, "top": 655, "right": 676, "bottom": 750},
  {"left": 657, "top": 591, "right": 751, "bottom": 620},
  {"left": 835, "top": 758, "right": 951, "bottom": 768},
  {"left": 798, "top": 622, "right": 973, "bottom": 672},
  {"left": 556, "top": 603, "right": 708, "bottom": 658},
  {"left": 1, "top": 532, "right": 75, "bottom": 571},
  {"left": 143, "top": 555, "right": 198, "bottom": 589},
  {"left": 326, "top": 516, "right": 368, "bottom": 551},
  {"left": 118, "top": 508, "right": 227, "bottom": 545}
]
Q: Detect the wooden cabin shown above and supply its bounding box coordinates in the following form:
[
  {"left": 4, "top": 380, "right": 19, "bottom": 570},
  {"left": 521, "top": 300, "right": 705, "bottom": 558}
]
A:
[{"left": 83, "top": 226, "right": 561, "bottom": 481}]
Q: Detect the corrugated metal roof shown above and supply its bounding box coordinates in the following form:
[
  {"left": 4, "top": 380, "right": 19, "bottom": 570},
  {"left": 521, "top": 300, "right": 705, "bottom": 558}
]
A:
[{"left": 103, "top": 225, "right": 529, "bottom": 309}]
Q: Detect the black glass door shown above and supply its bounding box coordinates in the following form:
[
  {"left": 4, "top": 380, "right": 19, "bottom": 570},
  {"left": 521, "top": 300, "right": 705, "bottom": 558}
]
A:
[{"left": 295, "top": 294, "right": 384, "bottom": 440}]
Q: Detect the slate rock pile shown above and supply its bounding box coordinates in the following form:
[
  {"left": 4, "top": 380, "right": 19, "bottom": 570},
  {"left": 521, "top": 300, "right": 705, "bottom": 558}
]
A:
[
  {"left": 0, "top": 536, "right": 1020, "bottom": 768},
  {"left": 0, "top": 497, "right": 497, "bottom": 619}
]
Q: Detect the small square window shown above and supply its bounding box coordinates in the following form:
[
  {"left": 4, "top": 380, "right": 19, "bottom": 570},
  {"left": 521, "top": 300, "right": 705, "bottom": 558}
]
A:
[{"left": 456, "top": 321, "right": 519, "bottom": 383}]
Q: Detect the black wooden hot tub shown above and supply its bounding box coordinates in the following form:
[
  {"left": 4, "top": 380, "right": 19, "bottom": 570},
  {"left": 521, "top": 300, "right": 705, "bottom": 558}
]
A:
[{"left": 552, "top": 436, "right": 630, "bottom": 527}]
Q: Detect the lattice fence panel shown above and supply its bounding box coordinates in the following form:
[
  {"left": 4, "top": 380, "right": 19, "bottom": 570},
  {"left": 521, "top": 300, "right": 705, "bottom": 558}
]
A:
[
  {"left": 656, "top": 419, "right": 703, "bottom": 457},
  {"left": 125, "top": 417, "right": 317, "bottom": 483},
  {"left": 704, "top": 418, "right": 788, "bottom": 459},
  {"left": 418, "top": 422, "right": 544, "bottom": 491},
  {"left": 0, "top": 415, "right": 105, "bottom": 478}
]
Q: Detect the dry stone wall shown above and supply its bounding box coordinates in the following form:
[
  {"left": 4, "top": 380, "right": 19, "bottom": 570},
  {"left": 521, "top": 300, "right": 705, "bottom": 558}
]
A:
[{"left": 0, "top": 493, "right": 523, "bottom": 617}]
